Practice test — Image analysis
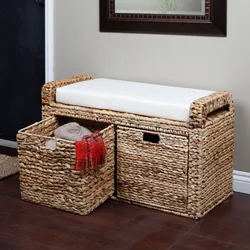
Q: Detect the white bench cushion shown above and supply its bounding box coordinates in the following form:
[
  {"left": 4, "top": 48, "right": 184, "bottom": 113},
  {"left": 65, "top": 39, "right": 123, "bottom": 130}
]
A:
[{"left": 56, "top": 78, "right": 214, "bottom": 122}]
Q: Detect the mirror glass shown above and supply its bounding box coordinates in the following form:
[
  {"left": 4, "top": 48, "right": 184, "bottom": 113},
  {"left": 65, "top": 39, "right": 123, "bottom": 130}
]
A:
[{"left": 115, "top": 0, "right": 205, "bottom": 16}]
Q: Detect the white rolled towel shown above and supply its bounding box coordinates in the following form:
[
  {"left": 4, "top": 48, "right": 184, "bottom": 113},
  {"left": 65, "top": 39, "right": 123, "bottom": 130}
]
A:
[{"left": 45, "top": 122, "right": 92, "bottom": 150}]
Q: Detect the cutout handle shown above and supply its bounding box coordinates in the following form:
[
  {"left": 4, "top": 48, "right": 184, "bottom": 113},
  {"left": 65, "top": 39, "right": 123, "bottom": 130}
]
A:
[
  {"left": 143, "top": 132, "right": 160, "bottom": 144},
  {"left": 189, "top": 91, "right": 234, "bottom": 127}
]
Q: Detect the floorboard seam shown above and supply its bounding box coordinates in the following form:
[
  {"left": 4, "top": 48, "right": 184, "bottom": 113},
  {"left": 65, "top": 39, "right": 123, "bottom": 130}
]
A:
[{"left": 168, "top": 221, "right": 200, "bottom": 249}]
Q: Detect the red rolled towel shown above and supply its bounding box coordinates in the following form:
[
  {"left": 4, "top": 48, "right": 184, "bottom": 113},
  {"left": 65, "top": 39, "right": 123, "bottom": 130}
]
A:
[{"left": 74, "top": 132, "right": 107, "bottom": 171}]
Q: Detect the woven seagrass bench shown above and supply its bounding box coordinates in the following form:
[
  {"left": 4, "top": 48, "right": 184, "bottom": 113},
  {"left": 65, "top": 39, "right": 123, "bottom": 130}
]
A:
[{"left": 17, "top": 74, "right": 235, "bottom": 219}]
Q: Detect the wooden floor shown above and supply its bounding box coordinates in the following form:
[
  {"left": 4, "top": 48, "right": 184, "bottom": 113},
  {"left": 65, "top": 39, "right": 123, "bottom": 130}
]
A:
[{"left": 1, "top": 147, "right": 250, "bottom": 250}]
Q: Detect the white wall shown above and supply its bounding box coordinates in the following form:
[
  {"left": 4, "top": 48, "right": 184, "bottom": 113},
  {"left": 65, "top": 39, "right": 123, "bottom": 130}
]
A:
[{"left": 54, "top": 0, "right": 250, "bottom": 172}]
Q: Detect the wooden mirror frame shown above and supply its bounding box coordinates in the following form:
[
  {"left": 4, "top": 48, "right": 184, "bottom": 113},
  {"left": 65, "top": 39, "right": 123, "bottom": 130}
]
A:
[{"left": 100, "top": 0, "right": 227, "bottom": 37}]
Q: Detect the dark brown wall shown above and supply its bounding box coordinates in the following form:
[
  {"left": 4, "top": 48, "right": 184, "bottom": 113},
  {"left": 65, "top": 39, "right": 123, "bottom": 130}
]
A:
[{"left": 0, "top": 0, "right": 45, "bottom": 140}]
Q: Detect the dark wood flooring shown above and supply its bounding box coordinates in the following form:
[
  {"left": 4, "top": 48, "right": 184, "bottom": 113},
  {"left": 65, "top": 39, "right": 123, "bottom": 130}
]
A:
[{"left": 0, "top": 146, "right": 250, "bottom": 250}]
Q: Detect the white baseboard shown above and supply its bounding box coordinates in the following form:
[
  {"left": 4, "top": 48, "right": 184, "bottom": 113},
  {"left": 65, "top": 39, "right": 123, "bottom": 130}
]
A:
[
  {"left": 0, "top": 139, "right": 249, "bottom": 195},
  {"left": 233, "top": 170, "right": 250, "bottom": 195},
  {"left": 0, "top": 139, "right": 17, "bottom": 149}
]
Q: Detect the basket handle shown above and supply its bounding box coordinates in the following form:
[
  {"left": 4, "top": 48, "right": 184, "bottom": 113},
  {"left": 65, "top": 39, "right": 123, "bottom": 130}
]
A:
[
  {"left": 143, "top": 132, "right": 160, "bottom": 144},
  {"left": 189, "top": 90, "right": 234, "bottom": 128}
]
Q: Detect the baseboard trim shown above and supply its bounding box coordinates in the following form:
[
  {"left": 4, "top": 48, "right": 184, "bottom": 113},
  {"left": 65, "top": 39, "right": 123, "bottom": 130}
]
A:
[
  {"left": 0, "top": 139, "right": 17, "bottom": 149},
  {"left": 233, "top": 170, "right": 250, "bottom": 195},
  {"left": 0, "top": 140, "right": 249, "bottom": 195}
]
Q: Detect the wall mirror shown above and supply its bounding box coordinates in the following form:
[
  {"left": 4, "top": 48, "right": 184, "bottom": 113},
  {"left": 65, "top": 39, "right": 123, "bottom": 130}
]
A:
[{"left": 100, "top": 0, "right": 227, "bottom": 36}]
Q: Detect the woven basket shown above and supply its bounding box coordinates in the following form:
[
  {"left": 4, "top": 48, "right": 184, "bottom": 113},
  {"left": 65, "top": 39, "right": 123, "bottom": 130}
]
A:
[
  {"left": 0, "top": 155, "right": 19, "bottom": 179},
  {"left": 17, "top": 116, "right": 115, "bottom": 215},
  {"left": 40, "top": 75, "right": 235, "bottom": 219}
]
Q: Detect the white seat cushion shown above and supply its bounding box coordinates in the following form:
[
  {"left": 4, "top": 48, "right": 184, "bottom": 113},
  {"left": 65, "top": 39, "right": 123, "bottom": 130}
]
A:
[{"left": 56, "top": 78, "right": 214, "bottom": 122}]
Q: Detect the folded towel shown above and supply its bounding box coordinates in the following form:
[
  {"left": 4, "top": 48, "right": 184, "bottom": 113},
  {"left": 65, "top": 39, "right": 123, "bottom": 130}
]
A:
[
  {"left": 55, "top": 122, "right": 92, "bottom": 141},
  {"left": 75, "top": 132, "right": 107, "bottom": 171},
  {"left": 45, "top": 122, "right": 92, "bottom": 150}
]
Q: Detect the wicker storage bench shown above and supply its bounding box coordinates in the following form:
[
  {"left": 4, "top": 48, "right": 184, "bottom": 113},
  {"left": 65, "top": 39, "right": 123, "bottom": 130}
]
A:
[
  {"left": 27, "top": 74, "right": 234, "bottom": 219},
  {"left": 17, "top": 116, "right": 115, "bottom": 215}
]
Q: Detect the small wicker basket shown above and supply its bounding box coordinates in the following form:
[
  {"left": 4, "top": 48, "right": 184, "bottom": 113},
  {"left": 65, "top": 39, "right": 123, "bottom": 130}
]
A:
[{"left": 17, "top": 116, "right": 115, "bottom": 215}]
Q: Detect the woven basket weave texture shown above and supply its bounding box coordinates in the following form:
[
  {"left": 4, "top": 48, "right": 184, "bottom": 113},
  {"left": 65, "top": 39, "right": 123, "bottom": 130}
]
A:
[
  {"left": 17, "top": 116, "right": 115, "bottom": 215},
  {"left": 18, "top": 74, "right": 235, "bottom": 219}
]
